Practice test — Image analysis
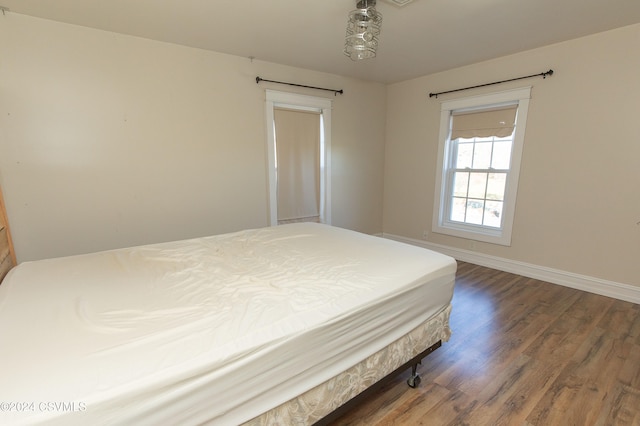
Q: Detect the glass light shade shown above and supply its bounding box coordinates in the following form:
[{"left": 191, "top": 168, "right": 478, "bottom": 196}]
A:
[{"left": 344, "top": 1, "right": 383, "bottom": 61}]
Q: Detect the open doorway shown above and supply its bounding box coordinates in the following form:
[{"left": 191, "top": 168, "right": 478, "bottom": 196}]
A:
[{"left": 265, "top": 90, "right": 332, "bottom": 227}]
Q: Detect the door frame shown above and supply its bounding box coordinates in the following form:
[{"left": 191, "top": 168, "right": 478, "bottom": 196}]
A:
[{"left": 264, "top": 90, "right": 332, "bottom": 226}]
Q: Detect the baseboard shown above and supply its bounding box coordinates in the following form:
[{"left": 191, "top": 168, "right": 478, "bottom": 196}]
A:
[{"left": 383, "top": 233, "right": 640, "bottom": 305}]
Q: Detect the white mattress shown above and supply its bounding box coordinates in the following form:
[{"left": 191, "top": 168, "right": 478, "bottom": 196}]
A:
[{"left": 0, "top": 223, "right": 456, "bottom": 425}]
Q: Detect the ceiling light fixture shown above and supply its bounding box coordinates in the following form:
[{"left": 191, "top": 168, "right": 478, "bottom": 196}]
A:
[{"left": 344, "top": 0, "right": 383, "bottom": 61}]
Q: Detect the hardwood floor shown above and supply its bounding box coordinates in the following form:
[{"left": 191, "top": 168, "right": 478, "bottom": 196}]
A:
[{"left": 329, "top": 262, "right": 640, "bottom": 425}]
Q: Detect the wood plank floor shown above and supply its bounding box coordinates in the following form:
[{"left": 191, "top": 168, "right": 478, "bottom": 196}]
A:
[{"left": 329, "top": 262, "right": 640, "bottom": 425}]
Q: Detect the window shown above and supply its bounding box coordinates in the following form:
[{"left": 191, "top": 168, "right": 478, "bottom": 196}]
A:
[
  {"left": 265, "top": 90, "right": 332, "bottom": 227},
  {"left": 273, "top": 107, "right": 321, "bottom": 224},
  {"left": 433, "top": 87, "right": 531, "bottom": 246}
]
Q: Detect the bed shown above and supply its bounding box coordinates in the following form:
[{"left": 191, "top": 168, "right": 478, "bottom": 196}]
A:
[{"left": 0, "top": 191, "right": 456, "bottom": 425}]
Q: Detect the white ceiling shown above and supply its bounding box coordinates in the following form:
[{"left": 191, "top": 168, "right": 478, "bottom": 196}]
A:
[{"left": 2, "top": 0, "right": 640, "bottom": 83}]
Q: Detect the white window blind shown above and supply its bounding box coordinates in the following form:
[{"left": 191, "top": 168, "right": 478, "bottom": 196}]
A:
[{"left": 273, "top": 108, "right": 321, "bottom": 222}]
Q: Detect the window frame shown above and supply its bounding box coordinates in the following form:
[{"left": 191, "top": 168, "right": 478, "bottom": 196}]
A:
[
  {"left": 432, "top": 87, "right": 531, "bottom": 246},
  {"left": 265, "top": 90, "right": 332, "bottom": 227}
]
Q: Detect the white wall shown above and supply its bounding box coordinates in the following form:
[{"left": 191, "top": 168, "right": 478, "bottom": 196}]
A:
[
  {"left": 0, "top": 14, "right": 387, "bottom": 261},
  {"left": 383, "top": 24, "right": 640, "bottom": 287},
  {"left": 3, "top": 13, "right": 637, "bottom": 289}
]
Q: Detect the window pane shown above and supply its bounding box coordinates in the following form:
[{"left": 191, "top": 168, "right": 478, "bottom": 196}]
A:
[
  {"left": 484, "top": 201, "right": 503, "bottom": 227},
  {"left": 466, "top": 199, "right": 484, "bottom": 224},
  {"left": 473, "top": 142, "right": 492, "bottom": 169},
  {"left": 455, "top": 142, "right": 473, "bottom": 169},
  {"left": 491, "top": 141, "right": 512, "bottom": 169},
  {"left": 486, "top": 173, "right": 506, "bottom": 201},
  {"left": 453, "top": 172, "right": 469, "bottom": 197},
  {"left": 468, "top": 173, "right": 487, "bottom": 199},
  {"left": 451, "top": 197, "right": 466, "bottom": 222}
]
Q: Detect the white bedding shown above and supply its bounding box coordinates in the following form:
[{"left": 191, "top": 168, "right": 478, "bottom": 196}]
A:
[{"left": 0, "top": 223, "right": 456, "bottom": 425}]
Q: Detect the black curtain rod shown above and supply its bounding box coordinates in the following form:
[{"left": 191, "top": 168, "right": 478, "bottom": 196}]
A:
[
  {"left": 256, "top": 77, "right": 344, "bottom": 96},
  {"left": 429, "top": 69, "right": 554, "bottom": 98}
]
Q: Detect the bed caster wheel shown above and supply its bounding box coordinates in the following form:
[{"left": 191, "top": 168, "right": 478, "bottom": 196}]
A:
[
  {"left": 407, "top": 363, "right": 421, "bottom": 388},
  {"left": 407, "top": 374, "right": 421, "bottom": 388}
]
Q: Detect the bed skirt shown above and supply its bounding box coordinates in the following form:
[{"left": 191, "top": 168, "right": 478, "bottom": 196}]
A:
[{"left": 244, "top": 303, "right": 452, "bottom": 425}]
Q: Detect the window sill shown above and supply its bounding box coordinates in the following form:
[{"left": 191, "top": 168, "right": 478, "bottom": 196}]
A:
[{"left": 432, "top": 222, "right": 512, "bottom": 246}]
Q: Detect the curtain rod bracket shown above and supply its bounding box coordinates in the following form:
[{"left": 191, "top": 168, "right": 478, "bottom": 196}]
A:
[
  {"left": 429, "top": 69, "right": 554, "bottom": 99},
  {"left": 256, "top": 76, "right": 344, "bottom": 96}
]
